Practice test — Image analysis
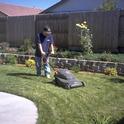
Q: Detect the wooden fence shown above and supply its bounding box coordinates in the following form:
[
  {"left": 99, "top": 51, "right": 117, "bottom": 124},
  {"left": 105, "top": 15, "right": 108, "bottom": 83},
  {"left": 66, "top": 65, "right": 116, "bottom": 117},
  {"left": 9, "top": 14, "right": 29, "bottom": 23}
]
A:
[
  {"left": 6, "top": 15, "right": 35, "bottom": 47},
  {"left": 36, "top": 14, "right": 69, "bottom": 48},
  {"left": 0, "top": 10, "right": 124, "bottom": 52},
  {"left": 119, "top": 10, "right": 124, "bottom": 52},
  {"left": 36, "top": 11, "right": 121, "bottom": 52},
  {"left": 68, "top": 11, "right": 120, "bottom": 52},
  {"left": 0, "top": 16, "right": 7, "bottom": 42}
]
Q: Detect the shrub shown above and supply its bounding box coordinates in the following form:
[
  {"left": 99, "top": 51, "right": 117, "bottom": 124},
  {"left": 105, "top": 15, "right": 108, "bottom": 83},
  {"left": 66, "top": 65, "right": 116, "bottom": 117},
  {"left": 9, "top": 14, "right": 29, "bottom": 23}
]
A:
[
  {"left": 0, "top": 42, "right": 9, "bottom": 49},
  {"left": 54, "top": 45, "right": 59, "bottom": 54},
  {"left": 71, "top": 65, "right": 80, "bottom": 73},
  {"left": 99, "top": 0, "right": 118, "bottom": 11},
  {"left": 56, "top": 50, "right": 83, "bottom": 59},
  {"left": 76, "top": 21, "right": 93, "bottom": 55},
  {"left": 104, "top": 67, "right": 118, "bottom": 76},
  {"left": 0, "top": 59, "right": 3, "bottom": 64},
  {"left": 99, "top": 51, "right": 117, "bottom": 62},
  {"left": 5, "top": 47, "right": 18, "bottom": 53},
  {"left": 0, "top": 42, "right": 10, "bottom": 53},
  {"left": 49, "top": 59, "right": 56, "bottom": 68},
  {"left": 18, "top": 39, "right": 34, "bottom": 55},
  {"left": 25, "top": 58, "right": 35, "bottom": 68},
  {"left": 5, "top": 55, "right": 17, "bottom": 64}
]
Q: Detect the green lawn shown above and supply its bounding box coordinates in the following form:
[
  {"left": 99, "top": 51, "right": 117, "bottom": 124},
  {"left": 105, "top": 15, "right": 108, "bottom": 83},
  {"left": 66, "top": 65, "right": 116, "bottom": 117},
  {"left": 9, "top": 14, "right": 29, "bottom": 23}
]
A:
[{"left": 0, "top": 65, "right": 124, "bottom": 124}]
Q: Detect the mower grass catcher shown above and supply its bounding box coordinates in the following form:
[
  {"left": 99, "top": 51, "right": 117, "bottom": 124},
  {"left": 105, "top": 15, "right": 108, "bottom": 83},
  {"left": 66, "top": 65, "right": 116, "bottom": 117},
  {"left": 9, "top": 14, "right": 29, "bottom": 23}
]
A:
[{"left": 54, "top": 69, "right": 85, "bottom": 89}]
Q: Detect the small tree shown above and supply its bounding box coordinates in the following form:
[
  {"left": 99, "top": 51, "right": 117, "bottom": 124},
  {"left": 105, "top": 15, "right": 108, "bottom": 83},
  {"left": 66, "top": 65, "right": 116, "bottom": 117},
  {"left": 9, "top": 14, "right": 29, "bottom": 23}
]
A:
[
  {"left": 100, "top": 0, "right": 118, "bottom": 11},
  {"left": 76, "top": 21, "right": 93, "bottom": 55}
]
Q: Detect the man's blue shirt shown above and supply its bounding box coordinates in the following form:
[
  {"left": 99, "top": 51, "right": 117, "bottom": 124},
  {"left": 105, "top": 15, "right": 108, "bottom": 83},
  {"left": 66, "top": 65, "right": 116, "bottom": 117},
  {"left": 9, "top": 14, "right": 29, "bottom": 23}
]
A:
[{"left": 35, "top": 33, "right": 54, "bottom": 57}]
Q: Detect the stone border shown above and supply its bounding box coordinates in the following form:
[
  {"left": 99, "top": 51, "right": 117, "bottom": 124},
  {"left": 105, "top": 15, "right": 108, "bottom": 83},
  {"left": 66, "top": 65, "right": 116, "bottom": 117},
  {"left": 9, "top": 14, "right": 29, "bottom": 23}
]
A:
[
  {"left": 50, "top": 58, "right": 124, "bottom": 76},
  {"left": 0, "top": 53, "right": 124, "bottom": 76}
]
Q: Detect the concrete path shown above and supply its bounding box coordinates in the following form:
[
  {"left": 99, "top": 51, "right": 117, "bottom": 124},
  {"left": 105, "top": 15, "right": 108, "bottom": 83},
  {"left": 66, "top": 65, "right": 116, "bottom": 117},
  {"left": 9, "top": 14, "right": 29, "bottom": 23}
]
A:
[{"left": 0, "top": 92, "right": 38, "bottom": 124}]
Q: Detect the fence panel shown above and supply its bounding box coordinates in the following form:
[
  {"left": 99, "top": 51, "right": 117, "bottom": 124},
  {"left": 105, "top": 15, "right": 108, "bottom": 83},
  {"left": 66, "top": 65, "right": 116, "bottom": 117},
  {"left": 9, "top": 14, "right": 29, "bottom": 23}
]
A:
[
  {"left": 6, "top": 15, "right": 35, "bottom": 47},
  {"left": 119, "top": 10, "right": 124, "bottom": 52},
  {"left": 0, "top": 16, "right": 7, "bottom": 42},
  {"left": 68, "top": 11, "right": 119, "bottom": 52},
  {"left": 0, "top": 11, "right": 123, "bottom": 52},
  {"left": 36, "top": 14, "right": 69, "bottom": 48}
]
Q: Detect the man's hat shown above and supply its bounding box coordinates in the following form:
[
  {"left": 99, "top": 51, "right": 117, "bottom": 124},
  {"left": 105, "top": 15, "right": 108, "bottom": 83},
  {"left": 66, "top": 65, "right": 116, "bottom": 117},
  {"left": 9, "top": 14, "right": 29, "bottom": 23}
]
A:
[{"left": 43, "top": 26, "right": 51, "bottom": 32}]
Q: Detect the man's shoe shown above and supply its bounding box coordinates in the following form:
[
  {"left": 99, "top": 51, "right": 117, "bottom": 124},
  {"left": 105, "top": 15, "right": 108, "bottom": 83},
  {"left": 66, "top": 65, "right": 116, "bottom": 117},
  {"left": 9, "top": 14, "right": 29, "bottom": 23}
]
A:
[{"left": 46, "top": 74, "right": 51, "bottom": 79}]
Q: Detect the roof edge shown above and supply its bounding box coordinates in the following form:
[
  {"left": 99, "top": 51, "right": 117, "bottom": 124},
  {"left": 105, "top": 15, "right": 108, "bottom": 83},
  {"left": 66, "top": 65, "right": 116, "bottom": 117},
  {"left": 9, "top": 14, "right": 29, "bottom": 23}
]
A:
[
  {"left": 0, "top": 11, "right": 8, "bottom": 16},
  {"left": 41, "top": 0, "right": 67, "bottom": 13}
]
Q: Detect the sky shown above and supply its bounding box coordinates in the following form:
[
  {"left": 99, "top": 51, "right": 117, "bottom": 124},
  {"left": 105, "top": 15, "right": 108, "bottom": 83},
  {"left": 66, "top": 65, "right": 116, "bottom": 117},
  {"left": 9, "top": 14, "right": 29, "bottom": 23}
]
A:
[{"left": 0, "top": 0, "right": 60, "bottom": 9}]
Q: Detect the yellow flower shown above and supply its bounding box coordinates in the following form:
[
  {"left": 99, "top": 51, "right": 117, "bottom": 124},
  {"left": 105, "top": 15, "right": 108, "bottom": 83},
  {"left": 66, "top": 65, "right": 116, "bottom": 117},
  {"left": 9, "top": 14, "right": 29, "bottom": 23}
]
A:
[
  {"left": 81, "top": 23, "right": 84, "bottom": 26},
  {"left": 76, "top": 23, "right": 88, "bottom": 29},
  {"left": 76, "top": 24, "right": 83, "bottom": 28},
  {"left": 25, "top": 59, "right": 35, "bottom": 68},
  {"left": 104, "top": 67, "right": 117, "bottom": 76},
  {"left": 82, "top": 25, "right": 88, "bottom": 29},
  {"left": 83, "top": 21, "right": 87, "bottom": 24}
]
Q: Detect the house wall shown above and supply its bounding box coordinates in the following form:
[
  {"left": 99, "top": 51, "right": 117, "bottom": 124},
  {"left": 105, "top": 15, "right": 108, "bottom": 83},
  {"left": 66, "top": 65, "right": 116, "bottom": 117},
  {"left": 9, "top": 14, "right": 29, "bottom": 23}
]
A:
[
  {"left": 118, "top": 0, "right": 124, "bottom": 10},
  {"left": 46, "top": 0, "right": 124, "bottom": 13}
]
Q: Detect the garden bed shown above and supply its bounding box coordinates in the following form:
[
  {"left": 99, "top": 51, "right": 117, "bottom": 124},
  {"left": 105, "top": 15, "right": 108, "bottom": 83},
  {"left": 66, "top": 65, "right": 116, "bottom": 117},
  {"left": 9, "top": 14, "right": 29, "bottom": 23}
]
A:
[{"left": 0, "top": 53, "right": 124, "bottom": 76}]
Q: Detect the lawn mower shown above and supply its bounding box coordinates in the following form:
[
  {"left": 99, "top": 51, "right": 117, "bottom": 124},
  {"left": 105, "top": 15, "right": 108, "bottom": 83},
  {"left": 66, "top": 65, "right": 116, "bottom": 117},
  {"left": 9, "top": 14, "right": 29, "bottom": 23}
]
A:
[
  {"left": 45, "top": 53, "right": 85, "bottom": 89},
  {"left": 54, "top": 68, "right": 85, "bottom": 89}
]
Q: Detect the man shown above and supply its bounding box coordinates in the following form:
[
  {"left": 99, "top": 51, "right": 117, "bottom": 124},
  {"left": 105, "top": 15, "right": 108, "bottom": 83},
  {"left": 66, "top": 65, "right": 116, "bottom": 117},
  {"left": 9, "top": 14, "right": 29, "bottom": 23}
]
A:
[{"left": 35, "top": 26, "right": 54, "bottom": 78}]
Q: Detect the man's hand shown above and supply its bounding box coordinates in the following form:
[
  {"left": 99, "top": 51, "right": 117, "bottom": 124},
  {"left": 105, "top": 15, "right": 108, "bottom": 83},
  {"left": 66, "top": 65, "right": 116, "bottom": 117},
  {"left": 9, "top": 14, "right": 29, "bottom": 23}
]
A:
[
  {"left": 50, "top": 44, "right": 54, "bottom": 55},
  {"left": 51, "top": 51, "right": 54, "bottom": 55},
  {"left": 41, "top": 51, "right": 46, "bottom": 56}
]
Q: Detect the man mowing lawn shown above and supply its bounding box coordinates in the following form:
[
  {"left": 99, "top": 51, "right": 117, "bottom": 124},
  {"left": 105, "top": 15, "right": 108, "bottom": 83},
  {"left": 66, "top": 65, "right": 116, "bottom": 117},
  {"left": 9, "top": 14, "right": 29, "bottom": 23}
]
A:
[{"left": 35, "top": 26, "right": 54, "bottom": 78}]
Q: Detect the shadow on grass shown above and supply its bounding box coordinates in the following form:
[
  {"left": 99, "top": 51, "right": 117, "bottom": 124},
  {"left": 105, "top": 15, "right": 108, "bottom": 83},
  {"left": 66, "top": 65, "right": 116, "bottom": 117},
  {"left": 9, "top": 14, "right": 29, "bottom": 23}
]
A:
[
  {"left": 109, "top": 77, "right": 124, "bottom": 84},
  {"left": 7, "top": 73, "right": 36, "bottom": 80},
  {"left": 117, "top": 117, "right": 124, "bottom": 124}
]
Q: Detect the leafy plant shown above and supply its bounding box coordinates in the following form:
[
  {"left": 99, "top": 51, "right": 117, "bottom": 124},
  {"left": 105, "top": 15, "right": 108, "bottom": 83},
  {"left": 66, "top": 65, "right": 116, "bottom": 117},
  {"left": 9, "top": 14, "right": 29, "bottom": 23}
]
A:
[
  {"left": 92, "top": 114, "right": 113, "bottom": 124},
  {"left": 0, "top": 59, "right": 3, "bottom": 64},
  {"left": 19, "top": 39, "right": 34, "bottom": 54},
  {"left": 25, "top": 58, "right": 35, "bottom": 68},
  {"left": 71, "top": 65, "right": 80, "bottom": 73},
  {"left": 76, "top": 21, "right": 93, "bottom": 55},
  {"left": 104, "top": 67, "right": 118, "bottom": 76},
  {"left": 5, "top": 55, "right": 17, "bottom": 64},
  {"left": 99, "top": 51, "right": 117, "bottom": 62},
  {"left": 49, "top": 59, "right": 56, "bottom": 68},
  {"left": 99, "top": 0, "right": 118, "bottom": 11},
  {"left": 0, "top": 42, "right": 9, "bottom": 50}
]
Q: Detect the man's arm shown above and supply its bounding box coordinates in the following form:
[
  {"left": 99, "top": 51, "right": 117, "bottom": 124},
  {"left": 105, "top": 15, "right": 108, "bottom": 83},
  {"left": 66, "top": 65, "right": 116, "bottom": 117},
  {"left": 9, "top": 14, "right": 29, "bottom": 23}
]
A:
[
  {"left": 38, "top": 43, "right": 45, "bottom": 55},
  {"left": 50, "top": 43, "right": 54, "bottom": 54},
  {"left": 49, "top": 35, "right": 54, "bottom": 54},
  {"left": 37, "top": 33, "right": 45, "bottom": 55}
]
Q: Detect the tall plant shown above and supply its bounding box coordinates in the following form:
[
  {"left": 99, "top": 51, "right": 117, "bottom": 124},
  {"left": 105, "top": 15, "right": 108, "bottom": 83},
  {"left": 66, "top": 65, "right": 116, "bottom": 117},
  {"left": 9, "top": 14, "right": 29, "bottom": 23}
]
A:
[{"left": 76, "top": 21, "right": 93, "bottom": 55}]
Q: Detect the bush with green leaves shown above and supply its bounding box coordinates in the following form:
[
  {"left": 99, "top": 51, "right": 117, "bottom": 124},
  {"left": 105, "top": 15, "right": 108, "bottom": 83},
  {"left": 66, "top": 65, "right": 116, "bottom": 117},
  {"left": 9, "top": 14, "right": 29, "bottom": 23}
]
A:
[
  {"left": 99, "top": 51, "right": 117, "bottom": 62},
  {"left": 71, "top": 65, "right": 80, "bottom": 73},
  {"left": 5, "top": 55, "right": 17, "bottom": 64},
  {"left": 99, "top": 0, "right": 118, "bottom": 11},
  {"left": 76, "top": 21, "right": 93, "bottom": 55},
  {"left": 104, "top": 67, "right": 118, "bottom": 76},
  {"left": 18, "top": 39, "right": 34, "bottom": 54}
]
